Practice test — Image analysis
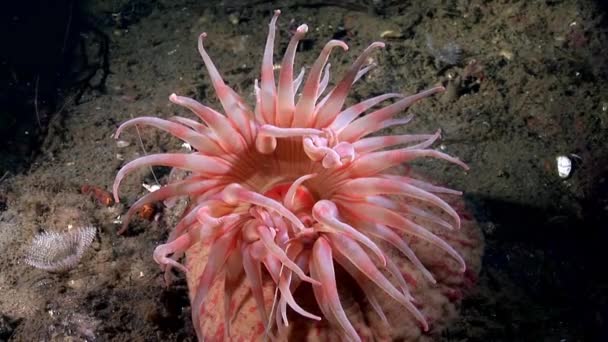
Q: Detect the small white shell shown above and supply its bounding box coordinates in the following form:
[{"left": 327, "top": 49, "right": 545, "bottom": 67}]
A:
[
  {"left": 142, "top": 183, "right": 161, "bottom": 192},
  {"left": 116, "top": 140, "right": 131, "bottom": 148},
  {"left": 556, "top": 155, "right": 572, "bottom": 178}
]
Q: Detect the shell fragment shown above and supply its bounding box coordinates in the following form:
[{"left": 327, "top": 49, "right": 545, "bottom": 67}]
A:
[{"left": 556, "top": 155, "right": 572, "bottom": 178}]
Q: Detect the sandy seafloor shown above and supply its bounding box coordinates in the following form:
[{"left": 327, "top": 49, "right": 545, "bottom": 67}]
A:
[{"left": 1, "top": 0, "right": 608, "bottom": 341}]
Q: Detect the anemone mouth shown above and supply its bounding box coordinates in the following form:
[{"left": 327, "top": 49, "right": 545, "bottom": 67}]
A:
[
  {"left": 228, "top": 140, "right": 317, "bottom": 190},
  {"left": 220, "top": 137, "right": 348, "bottom": 206}
]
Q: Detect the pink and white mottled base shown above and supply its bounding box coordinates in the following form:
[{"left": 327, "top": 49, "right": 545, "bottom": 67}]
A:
[{"left": 186, "top": 193, "right": 483, "bottom": 341}]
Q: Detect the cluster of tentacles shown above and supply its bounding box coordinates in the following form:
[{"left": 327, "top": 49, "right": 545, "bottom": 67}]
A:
[{"left": 112, "top": 10, "right": 468, "bottom": 342}]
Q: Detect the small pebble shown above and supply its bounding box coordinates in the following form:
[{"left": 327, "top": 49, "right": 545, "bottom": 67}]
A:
[
  {"left": 229, "top": 13, "right": 239, "bottom": 25},
  {"left": 498, "top": 49, "right": 513, "bottom": 60},
  {"left": 67, "top": 278, "right": 84, "bottom": 290},
  {"left": 116, "top": 140, "right": 130, "bottom": 148},
  {"left": 380, "top": 30, "right": 403, "bottom": 39}
]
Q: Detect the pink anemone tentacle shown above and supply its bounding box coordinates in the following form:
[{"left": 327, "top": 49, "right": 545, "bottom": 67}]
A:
[
  {"left": 197, "top": 33, "right": 254, "bottom": 143},
  {"left": 310, "top": 236, "right": 360, "bottom": 342},
  {"left": 112, "top": 153, "right": 231, "bottom": 202},
  {"left": 294, "top": 40, "right": 348, "bottom": 127},
  {"left": 313, "top": 42, "right": 386, "bottom": 128}
]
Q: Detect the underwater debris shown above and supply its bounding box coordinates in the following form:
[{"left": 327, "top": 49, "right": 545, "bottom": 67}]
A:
[
  {"left": 426, "top": 34, "right": 463, "bottom": 68},
  {"left": 24, "top": 226, "right": 96, "bottom": 272},
  {"left": 441, "top": 59, "right": 485, "bottom": 102}
]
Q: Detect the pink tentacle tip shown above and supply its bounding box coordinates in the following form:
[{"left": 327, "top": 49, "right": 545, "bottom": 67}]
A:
[
  {"left": 296, "top": 24, "right": 308, "bottom": 34},
  {"left": 221, "top": 183, "right": 245, "bottom": 206},
  {"left": 421, "top": 316, "right": 431, "bottom": 332},
  {"left": 458, "top": 159, "right": 471, "bottom": 171},
  {"left": 168, "top": 93, "right": 179, "bottom": 103},
  {"left": 366, "top": 41, "right": 386, "bottom": 51}
]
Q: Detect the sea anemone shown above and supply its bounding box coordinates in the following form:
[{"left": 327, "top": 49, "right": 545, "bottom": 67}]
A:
[{"left": 113, "top": 10, "right": 470, "bottom": 341}]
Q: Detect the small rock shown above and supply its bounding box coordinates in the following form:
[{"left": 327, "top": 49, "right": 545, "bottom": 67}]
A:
[{"left": 116, "top": 140, "right": 130, "bottom": 148}]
